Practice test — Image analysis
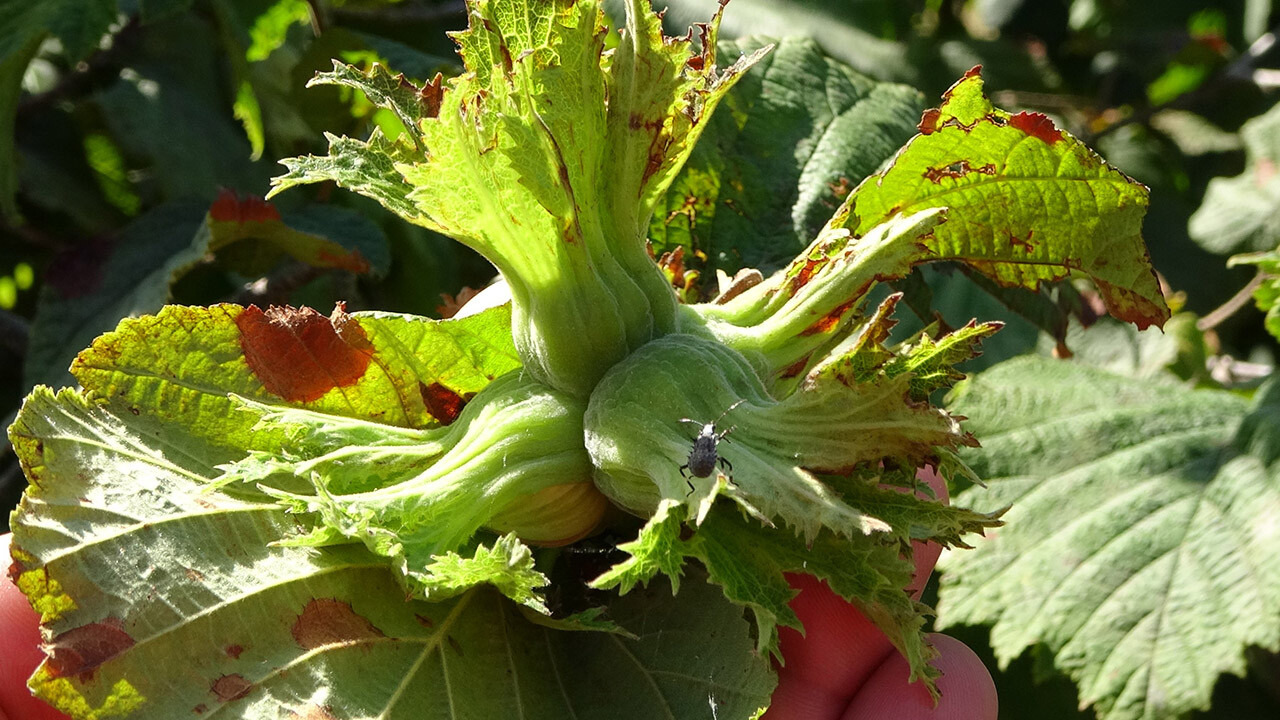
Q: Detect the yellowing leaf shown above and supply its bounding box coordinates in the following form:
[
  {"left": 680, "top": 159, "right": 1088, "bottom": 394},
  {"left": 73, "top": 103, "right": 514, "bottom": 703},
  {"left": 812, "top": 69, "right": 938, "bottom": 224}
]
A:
[{"left": 842, "top": 68, "right": 1168, "bottom": 329}]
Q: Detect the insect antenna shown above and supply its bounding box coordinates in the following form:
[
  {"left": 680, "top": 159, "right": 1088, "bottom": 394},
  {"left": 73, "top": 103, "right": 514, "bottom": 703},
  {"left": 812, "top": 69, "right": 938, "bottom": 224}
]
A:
[{"left": 712, "top": 399, "right": 746, "bottom": 425}]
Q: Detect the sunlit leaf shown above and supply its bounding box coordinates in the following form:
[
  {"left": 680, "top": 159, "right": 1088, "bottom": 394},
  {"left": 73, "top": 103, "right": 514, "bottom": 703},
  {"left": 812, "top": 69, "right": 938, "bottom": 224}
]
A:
[
  {"left": 939, "top": 357, "right": 1280, "bottom": 720},
  {"left": 9, "top": 387, "right": 771, "bottom": 719}
]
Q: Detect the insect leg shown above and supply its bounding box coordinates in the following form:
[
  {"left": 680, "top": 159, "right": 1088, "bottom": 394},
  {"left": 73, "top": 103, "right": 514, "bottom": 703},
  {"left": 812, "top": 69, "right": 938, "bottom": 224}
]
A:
[{"left": 680, "top": 466, "right": 701, "bottom": 491}]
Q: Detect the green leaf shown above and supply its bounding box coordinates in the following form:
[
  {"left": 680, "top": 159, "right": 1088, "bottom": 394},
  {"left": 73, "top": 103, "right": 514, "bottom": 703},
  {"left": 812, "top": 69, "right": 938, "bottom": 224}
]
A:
[
  {"left": 1189, "top": 100, "right": 1280, "bottom": 255},
  {"left": 66, "top": 298, "right": 592, "bottom": 580},
  {"left": 82, "top": 132, "right": 142, "bottom": 216},
  {"left": 91, "top": 11, "right": 270, "bottom": 201},
  {"left": 590, "top": 499, "right": 689, "bottom": 594},
  {"left": 1035, "top": 313, "right": 1214, "bottom": 385},
  {"left": 691, "top": 509, "right": 931, "bottom": 684},
  {"left": 1145, "top": 14, "right": 1227, "bottom": 106},
  {"left": 138, "top": 0, "right": 193, "bottom": 22},
  {"left": 884, "top": 319, "right": 1004, "bottom": 401},
  {"left": 0, "top": 33, "right": 41, "bottom": 220},
  {"left": 592, "top": 493, "right": 991, "bottom": 700},
  {"left": 596, "top": 497, "right": 921, "bottom": 653},
  {"left": 1148, "top": 109, "right": 1241, "bottom": 157},
  {"left": 658, "top": 0, "right": 916, "bottom": 85},
  {"left": 23, "top": 202, "right": 209, "bottom": 392},
  {"left": 649, "top": 36, "right": 927, "bottom": 275},
  {"left": 937, "top": 357, "right": 1280, "bottom": 720},
  {"left": 209, "top": 0, "right": 328, "bottom": 159},
  {"left": 5, "top": 0, "right": 138, "bottom": 216},
  {"left": 946, "top": 265, "right": 1080, "bottom": 346},
  {"left": 244, "top": 0, "right": 312, "bottom": 62},
  {"left": 968, "top": 0, "right": 1028, "bottom": 31},
  {"left": 1228, "top": 248, "right": 1280, "bottom": 342},
  {"left": 305, "top": 60, "right": 432, "bottom": 154},
  {"left": 15, "top": 112, "right": 124, "bottom": 232},
  {"left": 684, "top": 69, "right": 1166, "bottom": 396},
  {"left": 272, "top": 128, "right": 425, "bottom": 221},
  {"left": 404, "top": 533, "right": 552, "bottom": 612},
  {"left": 345, "top": 32, "right": 457, "bottom": 84},
  {"left": 70, "top": 302, "right": 521, "bottom": 464},
  {"left": 0, "top": 0, "right": 115, "bottom": 63},
  {"left": 232, "top": 78, "right": 266, "bottom": 160},
  {"left": 840, "top": 69, "right": 1168, "bottom": 330},
  {"left": 8, "top": 387, "right": 773, "bottom": 720},
  {"left": 24, "top": 194, "right": 391, "bottom": 394}
]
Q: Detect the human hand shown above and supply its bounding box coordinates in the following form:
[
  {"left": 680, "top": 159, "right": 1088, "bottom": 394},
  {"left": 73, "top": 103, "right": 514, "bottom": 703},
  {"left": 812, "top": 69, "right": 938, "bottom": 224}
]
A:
[{"left": 764, "top": 468, "right": 998, "bottom": 719}]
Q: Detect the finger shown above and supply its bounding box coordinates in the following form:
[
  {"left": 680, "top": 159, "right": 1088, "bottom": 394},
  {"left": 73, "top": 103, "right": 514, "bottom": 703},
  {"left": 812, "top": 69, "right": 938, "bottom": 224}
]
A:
[
  {"left": 0, "top": 535, "right": 70, "bottom": 720},
  {"left": 767, "top": 466, "right": 959, "bottom": 719},
  {"left": 841, "top": 633, "right": 998, "bottom": 720},
  {"left": 764, "top": 573, "right": 897, "bottom": 719}
]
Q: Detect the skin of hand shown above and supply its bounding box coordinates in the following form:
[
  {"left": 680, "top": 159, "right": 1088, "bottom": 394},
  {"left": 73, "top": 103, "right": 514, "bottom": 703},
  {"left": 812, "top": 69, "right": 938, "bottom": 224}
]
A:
[
  {"left": 764, "top": 468, "right": 998, "bottom": 720},
  {"left": 1, "top": 470, "right": 993, "bottom": 720},
  {"left": 0, "top": 533, "right": 69, "bottom": 720}
]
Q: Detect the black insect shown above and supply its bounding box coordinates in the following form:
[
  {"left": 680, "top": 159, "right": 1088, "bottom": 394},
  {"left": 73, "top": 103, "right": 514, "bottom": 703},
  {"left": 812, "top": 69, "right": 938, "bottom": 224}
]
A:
[{"left": 678, "top": 400, "right": 745, "bottom": 495}]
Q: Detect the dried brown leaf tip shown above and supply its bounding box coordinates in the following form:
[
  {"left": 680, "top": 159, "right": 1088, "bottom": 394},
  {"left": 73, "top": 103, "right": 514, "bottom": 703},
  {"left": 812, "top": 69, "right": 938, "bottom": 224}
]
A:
[{"left": 420, "top": 73, "right": 445, "bottom": 118}]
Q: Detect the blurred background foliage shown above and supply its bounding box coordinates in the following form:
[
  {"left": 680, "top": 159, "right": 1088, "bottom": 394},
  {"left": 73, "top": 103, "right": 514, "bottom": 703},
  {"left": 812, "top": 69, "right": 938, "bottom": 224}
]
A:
[{"left": 1, "top": 0, "right": 1278, "bottom": 717}]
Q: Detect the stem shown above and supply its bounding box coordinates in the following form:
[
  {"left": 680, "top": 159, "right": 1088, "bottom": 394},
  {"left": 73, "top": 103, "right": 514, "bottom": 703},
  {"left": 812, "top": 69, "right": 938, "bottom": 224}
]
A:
[{"left": 1197, "top": 272, "right": 1266, "bottom": 331}]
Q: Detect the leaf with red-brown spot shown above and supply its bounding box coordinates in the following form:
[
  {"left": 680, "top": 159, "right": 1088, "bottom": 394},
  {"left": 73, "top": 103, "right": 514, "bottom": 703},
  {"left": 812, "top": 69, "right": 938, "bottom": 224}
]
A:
[
  {"left": 25, "top": 192, "right": 390, "bottom": 395},
  {"left": 67, "top": 301, "right": 521, "bottom": 462},
  {"left": 291, "top": 599, "right": 384, "bottom": 649},
  {"left": 7, "top": 387, "right": 771, "bottom": 720},
  {"left": 44, "top": 620, "right": 135, "bottom": 678},
  {"left": 841, "top": 68, "right": 1169, "bottom": 331},
  {"left": 1008, "top": 111, "right": 1063, "bottom": 145},
  {"left": 237, "top": 304, "right": 374, "bottom": 403},
  {"left": 210, "top": 674, "right": 252, "bottom": 702},
  {"left": 207, "top": 189, "right": 388, "bottom": 277},
  {"left": 419, "top": 382, "right": 470, "bottom": 425}
]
